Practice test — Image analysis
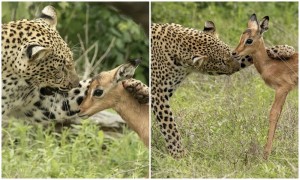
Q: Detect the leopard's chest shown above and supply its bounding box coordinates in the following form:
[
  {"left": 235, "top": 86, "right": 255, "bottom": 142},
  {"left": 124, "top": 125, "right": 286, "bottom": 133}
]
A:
[{"left": 2, "top": 75, "right": 40, "bottom": 116}]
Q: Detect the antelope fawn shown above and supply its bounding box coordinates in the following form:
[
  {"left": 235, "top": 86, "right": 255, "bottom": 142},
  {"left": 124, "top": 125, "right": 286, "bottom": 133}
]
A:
[
  {"left": 78, "top": 59, "right": 149, "bottom": 147},
  {"left": 232, "top": 14, "right": 298, "bottom": 159}
]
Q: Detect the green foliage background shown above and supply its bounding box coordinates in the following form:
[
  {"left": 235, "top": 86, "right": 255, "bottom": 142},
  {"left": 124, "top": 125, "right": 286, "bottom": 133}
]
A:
[
  {"left": 2, "top": 2, "right": 149, "bottom": 84},
  {"left": 152, "top": 2, "right": 298, "bottom": 49},
  {"left": 151, "top": 2, "right": 298, "bottom": 178}
]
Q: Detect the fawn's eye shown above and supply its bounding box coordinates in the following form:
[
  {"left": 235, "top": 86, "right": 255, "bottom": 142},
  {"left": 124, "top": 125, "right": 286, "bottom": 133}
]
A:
[
  {"left": 245, "top": 39, "right": 253, "bottom": 45},
  {"left": 93, "top": 89, "right": 103, "bottom": 97}
]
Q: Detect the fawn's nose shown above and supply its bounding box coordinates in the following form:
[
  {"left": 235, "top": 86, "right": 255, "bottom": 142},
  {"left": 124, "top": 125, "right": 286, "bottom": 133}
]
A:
[{"left": 231, "top": 51, "right": 237, "bottom": 56}]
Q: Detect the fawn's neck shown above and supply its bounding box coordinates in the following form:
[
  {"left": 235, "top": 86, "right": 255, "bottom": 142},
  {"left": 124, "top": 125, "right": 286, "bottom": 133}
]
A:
[
  {"left": 250, "top": 39, "right": 270, "bottom": 74},
  {"left": 114, "top": 84, "right": 149, "bottom": 144}
]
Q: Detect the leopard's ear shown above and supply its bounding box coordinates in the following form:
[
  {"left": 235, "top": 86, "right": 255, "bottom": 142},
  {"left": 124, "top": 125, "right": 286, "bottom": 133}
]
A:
[
  {"left": 192, "top": 54, "right": 208, "bottom": 65},
  {"left": 203, "top": 21, "right": 216, "bottom": 33},
  {"left": 39, "top": 5, "right": 57, "bottom": 29},
  {"left": 26, "top": 44, "right": 51, "bottom": 62}
]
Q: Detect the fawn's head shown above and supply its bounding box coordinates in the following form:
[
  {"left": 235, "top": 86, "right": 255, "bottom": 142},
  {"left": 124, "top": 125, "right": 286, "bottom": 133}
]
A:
[
  {"left": 232, "top": 14, "right": 269, "bottom": 57},
  {"left": 78, "top": 58, "right": 141, "bottom": 118}
]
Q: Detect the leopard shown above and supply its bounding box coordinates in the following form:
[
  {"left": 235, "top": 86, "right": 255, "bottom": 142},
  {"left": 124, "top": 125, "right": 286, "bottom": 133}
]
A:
[
  {"left": 2, "top": 6, "right": 79, "bottom": 119},
  {"left": 12, "top": 59, "right": 149, "bottom": 127},
  {"left": 151, "top": 22, "right": 296, "bottom": 158}
]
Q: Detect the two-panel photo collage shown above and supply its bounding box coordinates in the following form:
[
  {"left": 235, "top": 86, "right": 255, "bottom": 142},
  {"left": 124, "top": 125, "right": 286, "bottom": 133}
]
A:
[{"left": 1, "top": 1, "right": 298, "bottom": 178}]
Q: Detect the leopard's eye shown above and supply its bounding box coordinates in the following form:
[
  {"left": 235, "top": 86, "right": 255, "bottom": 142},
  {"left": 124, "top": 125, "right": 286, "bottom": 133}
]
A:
[
  {"left": 245, "top": 39, "right": 253, "bottom": 45},
  {"left": 54, "top": 65, "right": 65, "bottom": 80},
  {"left": 93, "top": 89, "right": 103, "bottom": 97},
  {"left": 55, "top": 70, "right": 64, "bottom": 79}
]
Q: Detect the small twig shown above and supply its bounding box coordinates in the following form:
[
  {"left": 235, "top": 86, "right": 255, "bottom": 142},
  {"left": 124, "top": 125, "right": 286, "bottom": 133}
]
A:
[
  {"left": 90, "top": 37, "right": 116, "bottom": 76},
  {"left": 90, "top": 43, "right": 99, "bottom": 66},
  {"left": 75, "top": 4, "right": 115, "bottom": 79},
  {"left": 11, "top": 3, "right": 18, "bottom": 21},
  {"left": 77, "top": 34, "right": 89, "bottom": 78},
  {"left": 75, "top": 38, "right": 98, "bottom": 64},
  {"left": 77, "top": 34, "right": 87, "bottom": 64},
  {"left": 85, "top": 4, "right": 89, "bottom": 47}
]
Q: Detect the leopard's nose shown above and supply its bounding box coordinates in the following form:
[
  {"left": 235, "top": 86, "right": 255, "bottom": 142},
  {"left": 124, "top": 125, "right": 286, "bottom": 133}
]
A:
[{"left": 70, "top": 76, "right": 80, "bottom": 88}]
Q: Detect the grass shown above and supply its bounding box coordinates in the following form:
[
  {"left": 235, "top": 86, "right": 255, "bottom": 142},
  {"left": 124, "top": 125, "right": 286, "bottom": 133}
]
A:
[
  {"left": 151, "top": 67, "right": 298, "bottom": 178},
  {"left": 2, "top": 119, "right": 149, "bottom": 178}
]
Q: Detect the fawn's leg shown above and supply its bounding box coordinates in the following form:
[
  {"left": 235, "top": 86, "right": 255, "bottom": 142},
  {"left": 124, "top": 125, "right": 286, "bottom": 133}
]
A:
[{"left": 264, "top": 88, "right": 289, "bottom": 159}]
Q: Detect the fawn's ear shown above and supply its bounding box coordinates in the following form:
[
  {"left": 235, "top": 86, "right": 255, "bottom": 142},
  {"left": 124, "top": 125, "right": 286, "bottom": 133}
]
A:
[
  {"left": 260, "top": 16, "right": 269, "bottom": 34},
  {"left": 203, "top": 21, "right": 216, "bottom": 33},
  {"left": 114, "top": 58, "right": 141, "bottom": 83},
  {"left": 115, "top": 63, "right": 137, "bottom": 83},
  {"left": 247, "top": 13, "right": 259, "bottom": 31},
  {"left": 39, "top": 5, "right": 57, "bottom": 29}
]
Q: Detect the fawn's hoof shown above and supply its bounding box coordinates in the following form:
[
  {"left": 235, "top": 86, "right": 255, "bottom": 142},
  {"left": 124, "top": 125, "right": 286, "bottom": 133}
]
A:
[{"left": 263, "top": 150, "right": 270, "bottom": 160}]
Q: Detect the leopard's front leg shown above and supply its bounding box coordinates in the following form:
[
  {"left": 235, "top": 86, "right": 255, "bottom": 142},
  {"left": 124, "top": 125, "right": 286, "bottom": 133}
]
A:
[{"left": 152, "top": 86, "right": 186, "bottom": 158}]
